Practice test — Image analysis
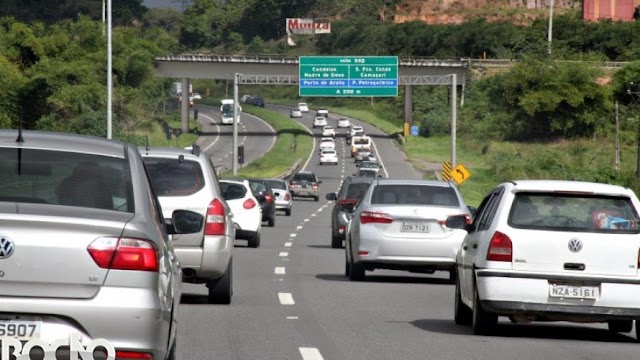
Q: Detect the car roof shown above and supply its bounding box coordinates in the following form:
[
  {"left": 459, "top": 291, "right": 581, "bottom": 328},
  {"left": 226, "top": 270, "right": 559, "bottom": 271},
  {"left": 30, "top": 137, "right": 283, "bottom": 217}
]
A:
[
  {"left": 0, "top": 130, "right": 129, "bottom": 158},
  {"left": 373, "top": 179, "right": 456, "bottom": 188},
  {"left": 505, "top": 180, "right": 634, "bottom": 196}
]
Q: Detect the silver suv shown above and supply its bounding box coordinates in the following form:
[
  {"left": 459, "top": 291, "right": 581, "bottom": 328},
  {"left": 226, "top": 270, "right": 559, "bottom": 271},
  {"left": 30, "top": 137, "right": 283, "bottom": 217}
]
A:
[
  {"left": 141, "top": 145, "right": 235, "bottom": 304},
  {"left": 0, "top": 130, "right": 202, "bottom": 360}
]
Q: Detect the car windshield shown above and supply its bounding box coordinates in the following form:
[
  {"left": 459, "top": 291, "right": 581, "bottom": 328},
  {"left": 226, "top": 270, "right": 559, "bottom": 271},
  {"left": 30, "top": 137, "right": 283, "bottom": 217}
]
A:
[
  {"left": 371, "top": 184, "right": 460, "bottom": 206},
  {"left": 508, "top": 192, "right": 640, "bottom": 233},
  {"left": 265, "top": 180, "right": 286, "bottom": 190},
  {"left": 360, "top": 162, "right": 379, "bottom": 169},
  {"left": 322, "top": 151, "right": 336, "bottom": 155},
  {"left": 144, "top": 157, "right": 205, "bottom": 198},
  {"left": 0, "top": 148, "right": 134, "bottom": 212}
]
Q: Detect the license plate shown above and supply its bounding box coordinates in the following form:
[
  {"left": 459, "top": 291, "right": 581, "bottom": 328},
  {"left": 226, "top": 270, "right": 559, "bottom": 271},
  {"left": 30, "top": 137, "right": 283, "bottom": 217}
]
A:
[
  {"left": 549, "top": 284, "right": 598, "bottom": 299},
  {"left": 401, "top": 222, "right": 429, "bottom": 233},
  {"left": 0, "top": 321, "right": 41, "bottom": 340}
]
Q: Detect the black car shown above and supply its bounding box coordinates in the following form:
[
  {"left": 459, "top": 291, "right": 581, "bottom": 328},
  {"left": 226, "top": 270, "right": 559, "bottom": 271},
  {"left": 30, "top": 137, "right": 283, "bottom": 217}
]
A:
[
  {"left": 248, "top": 179, "right": 276, "bottom": 227},
  {"left": 325, "top": 177, "right": 374, "bottom": 248},
  {"left": 250, "top": 97, "right": 265, "bottom": 107}
]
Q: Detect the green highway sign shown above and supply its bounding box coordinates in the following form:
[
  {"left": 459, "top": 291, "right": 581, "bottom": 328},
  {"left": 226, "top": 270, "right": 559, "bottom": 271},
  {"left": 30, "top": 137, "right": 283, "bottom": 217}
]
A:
[{"left": 299, "top": 56, "right": 398, "bottom": 97}]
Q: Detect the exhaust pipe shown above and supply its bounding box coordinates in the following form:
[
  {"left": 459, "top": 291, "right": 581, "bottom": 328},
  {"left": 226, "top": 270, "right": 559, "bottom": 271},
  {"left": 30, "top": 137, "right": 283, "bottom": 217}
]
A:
[{"left": 182, "top": 268, "right": 196, "bottom": 279}]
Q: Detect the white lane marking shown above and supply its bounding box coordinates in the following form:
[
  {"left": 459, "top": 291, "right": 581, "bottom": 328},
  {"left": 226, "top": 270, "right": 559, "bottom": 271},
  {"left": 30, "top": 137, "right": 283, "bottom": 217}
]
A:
[
  {"left": 200, "top": 112, "right": 221, "bottom": 152},
  {"left": 284, "top": 242, "right": 292, "bottom": 247},
  {"left": 304, "top": 219, "right": 310, "bottom": 222},
  {"left": 318, "top": 208, "right": 323, "bottom": 212},
  {"left": 299, "top": 348, "right": 324, "bottom": 360},
  {"left": 311, "top": 214, "right": 316, "bottom": 217},
  {"left": 290, "top": 233, "right": 297, "bottom": 238},
  {"left": 287, "top": 316, "right": 299, "bottom": 320},
  {"left": 371, "top": 139, "right": 389, "bottom": 178},
  {"left": 296, "top": 226, "right": 303, "bottom": 230},
  {"left": 275, "top": 267, "right": 286, "bottom": 274},
  {"left": 278, "top": 293, "right": 295, "bottom": 305},
  {"left": 279, "top": 252, "right": 289, "bottom": 257}
]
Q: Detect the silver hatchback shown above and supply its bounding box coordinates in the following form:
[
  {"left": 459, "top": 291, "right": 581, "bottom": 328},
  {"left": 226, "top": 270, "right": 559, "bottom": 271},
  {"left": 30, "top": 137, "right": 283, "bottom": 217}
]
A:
[
  {"left": 345, "top": 179, "right": 472, "bottom": 281},
  {"left": 0, "top": 130, "right": 202, "bottom": 359}
]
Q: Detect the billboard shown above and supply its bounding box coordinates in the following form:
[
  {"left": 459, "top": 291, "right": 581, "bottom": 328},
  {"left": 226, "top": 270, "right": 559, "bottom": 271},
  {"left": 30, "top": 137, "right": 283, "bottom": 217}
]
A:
[{"left": 286, "top": 18, "right": 331, "bottom": 35}]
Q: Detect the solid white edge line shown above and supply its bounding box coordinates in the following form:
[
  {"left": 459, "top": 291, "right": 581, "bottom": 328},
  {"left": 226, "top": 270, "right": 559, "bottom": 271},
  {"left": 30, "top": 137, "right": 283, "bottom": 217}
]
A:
[
  {"left": 200, "top": 112, "right": 221, "bottom": 152},
  {"left": 299, "top": 347, "right": 324, "bottom": 360},
  {"left": 278, "top": 292, "right": 295, "bottom": 305},
  {"left": 275, "top": 267, "right": 286, "bottom": 274}
]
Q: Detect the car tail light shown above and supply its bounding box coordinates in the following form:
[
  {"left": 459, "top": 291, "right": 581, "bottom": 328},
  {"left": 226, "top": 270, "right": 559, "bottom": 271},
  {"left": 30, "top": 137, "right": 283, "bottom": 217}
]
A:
[
  {"left": 205, "top": 198, "right": 226, "bottom": 235},
  {"left": 285, "top": 193, "right": 291, "bottom": 201},
  {"left": 88, "top": 237, "right": 158, "bottom": 272},
  {"left": 486, "top": 231, "right": 512, "bottom": 262},
  {"left": 339, "top": 225, "right": 345, "bottom": 234},
  {"left": 115, "top": 351, "right": 153, "bottom": 359},
  {"left": 243, "top": 198, "right": 256, "bottom": 209},
  {"left": 360, "top": 211, "right": 394, "bottom": 224},
  {"left": 312, "top": 184, "right": 318, "bottom": 190},
  {"left": 265, "top": 193, "right": 273, "bottom": 203}
]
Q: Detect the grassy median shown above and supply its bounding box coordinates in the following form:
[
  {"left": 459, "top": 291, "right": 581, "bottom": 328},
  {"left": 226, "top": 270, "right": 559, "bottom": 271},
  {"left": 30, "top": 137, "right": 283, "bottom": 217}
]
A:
[{"left": 220, "top": 106, "right": 313, "bottom": 179}]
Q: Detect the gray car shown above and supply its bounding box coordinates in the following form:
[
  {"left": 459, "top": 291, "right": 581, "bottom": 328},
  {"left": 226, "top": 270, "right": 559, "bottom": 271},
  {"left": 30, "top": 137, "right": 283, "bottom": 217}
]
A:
[
  {"left": 326, "top": 177, "right": 374, "bottom": 248},
  {"left": 141, "top": 146, "right": 235, "bottom": 304},
  {"left": 0, "top": 130, "right": 202, "bottom": 360},
  {"left": 265, "top": 179, "right": 293, "bottom": 216},
  {"left": 345, "top": 179, "right": 472, "bottom": 282}
]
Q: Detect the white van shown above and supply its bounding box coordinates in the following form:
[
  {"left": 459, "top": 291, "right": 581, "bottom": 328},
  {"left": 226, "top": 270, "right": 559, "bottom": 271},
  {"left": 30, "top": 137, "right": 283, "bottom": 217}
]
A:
[{"left": 350, "top": 136, "right": 372, "bottom": 156}]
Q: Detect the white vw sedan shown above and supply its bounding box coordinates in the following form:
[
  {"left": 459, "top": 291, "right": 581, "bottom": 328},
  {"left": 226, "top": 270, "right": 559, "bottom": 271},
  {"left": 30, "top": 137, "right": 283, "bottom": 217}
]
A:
[{"left": 447, "top": 180, "right": 640, "bottom": 338}]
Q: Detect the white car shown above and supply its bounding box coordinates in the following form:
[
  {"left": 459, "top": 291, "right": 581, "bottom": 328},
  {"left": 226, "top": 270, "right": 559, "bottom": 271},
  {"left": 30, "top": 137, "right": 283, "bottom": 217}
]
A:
[
  {"left": 298, "top": 103, "right": 309, "bottom": 112},
  {"left": 313, "top": 116, "right": 328, "bottom": 128},
  {"left": 192, "top": 93, "right": 202, "bottom": 100},
  {"left": 350, "top": 126, "right": 364, "bottom": 137},
  {"left": 322, "top": 126, "right": 336, "bottom": 137},
  {"left": 337, "top": 118, "right": 351, "bottom": 128},
  {"left": 447, "top": 180, "right": 640, "bottom": 337},
  {"left": 290, "top": 108, "right": 302, "bottom": 118},
  {"left": 319, "top": 137, "right": 335, "bottom": 152},
  {"left": 319, "top": 149, "right": 339, "bottom": 165},
  {"left": 219, "top": 180, "right": 262, "bottom": 248}
]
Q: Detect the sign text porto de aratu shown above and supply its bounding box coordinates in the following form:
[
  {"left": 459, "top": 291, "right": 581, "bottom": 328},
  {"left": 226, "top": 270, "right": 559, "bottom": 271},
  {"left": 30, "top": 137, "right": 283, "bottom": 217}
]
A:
[{"left": 299, "top": 56, "right": 398, "bottom": 97}]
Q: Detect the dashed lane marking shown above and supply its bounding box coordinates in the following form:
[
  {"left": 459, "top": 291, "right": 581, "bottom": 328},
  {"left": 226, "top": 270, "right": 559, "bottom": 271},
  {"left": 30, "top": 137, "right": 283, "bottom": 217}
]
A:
[
  {"left": 299, "top": 348, "right": 324, "bottom": 360},
  {"left": 278, "top": 293, "right": 295, "bottom": 305},
  {"left": 275, "top": 267, "right": 286, "bottom": 274},
  {"left": 279, "top": 252, "right": 289, "bottom": 257}
]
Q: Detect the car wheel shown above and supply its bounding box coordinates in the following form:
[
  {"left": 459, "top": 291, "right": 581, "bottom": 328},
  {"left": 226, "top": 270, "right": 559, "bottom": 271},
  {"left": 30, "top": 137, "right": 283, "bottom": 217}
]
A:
[
  {"left": 247, "top": 232, "right": 261, "bottom": 248},
  {"left": 608, "top": 320, "right": 633, "bottom": 333},
  {"left": 331, "top": 234, "right": 342, "bottom": 249},
  {"left": 344, "top": 254, "right": 351, "bottom": 277},
  {"left": 349, "top": 258, "right": 365, "bottom": 281},
  {"left": 207, "top": 258, "right": 232, "bottom": 305},
  {"left": 314, "top": 196, "right": 319, "bottom": 202},
  {"left": 268, "top": 217, "right": 275, "bottom": 227},
  {"left": 285, "top": 208, "right": 291, "bottom": 216},
  {"left": 454, "top": 275, "right": 472, "bottom": 325},
  {"left": 472, "top": 284, "right": 497, "bottom": 335},
  {"left": 449, "top": 269, "right": 457, "bottom": 284}
]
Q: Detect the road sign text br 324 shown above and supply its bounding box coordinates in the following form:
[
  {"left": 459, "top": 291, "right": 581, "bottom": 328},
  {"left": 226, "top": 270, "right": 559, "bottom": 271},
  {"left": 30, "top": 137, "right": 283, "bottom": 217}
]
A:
[{"left": 299, "top": 56, "right": 398, "bottom": 97}]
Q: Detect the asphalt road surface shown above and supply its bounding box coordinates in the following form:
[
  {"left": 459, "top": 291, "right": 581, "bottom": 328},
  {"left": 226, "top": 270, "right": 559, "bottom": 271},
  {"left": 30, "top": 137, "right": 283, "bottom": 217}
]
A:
[{"left": 177, "top": 104, "right": 639, "bottom": 360}]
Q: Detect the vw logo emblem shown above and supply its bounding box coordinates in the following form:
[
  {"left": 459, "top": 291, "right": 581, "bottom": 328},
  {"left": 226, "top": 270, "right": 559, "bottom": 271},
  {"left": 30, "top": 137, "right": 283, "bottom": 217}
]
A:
[
  {"left": 568, "top": 239, "right": 583, "bottom": 253},
  {"left": 0, "top": 237, "right": 15, "bottom": 259}
]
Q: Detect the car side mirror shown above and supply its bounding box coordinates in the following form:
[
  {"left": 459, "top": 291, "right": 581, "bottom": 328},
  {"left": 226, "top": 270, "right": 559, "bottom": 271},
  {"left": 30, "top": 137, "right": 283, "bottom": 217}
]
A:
[
  {"left": 445, "top": 215, "right": 469, "bottom": 230},
  {"left": 318, "top": 180, "right": 323, "bottom": 184},
  {"left": 168, "top": 210, "right": 204, "bottom": 235},
  {"left": 326, "top": 192, "right": 337, "bottom": 201},
  {"left": 468, "top": 206, "right": 478, "bottom": 218}
]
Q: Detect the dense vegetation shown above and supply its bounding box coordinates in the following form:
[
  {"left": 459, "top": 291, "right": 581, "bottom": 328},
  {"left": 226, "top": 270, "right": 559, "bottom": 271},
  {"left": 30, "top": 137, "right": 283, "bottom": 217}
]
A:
[{"left": 0, "top": 0, "right": 639, "bottom": 191}]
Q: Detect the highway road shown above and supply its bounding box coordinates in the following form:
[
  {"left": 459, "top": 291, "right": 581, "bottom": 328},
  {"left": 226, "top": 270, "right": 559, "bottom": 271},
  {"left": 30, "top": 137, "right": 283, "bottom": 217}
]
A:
[{"left": 176, "top": 105, "right": 640, "bottom": 360}]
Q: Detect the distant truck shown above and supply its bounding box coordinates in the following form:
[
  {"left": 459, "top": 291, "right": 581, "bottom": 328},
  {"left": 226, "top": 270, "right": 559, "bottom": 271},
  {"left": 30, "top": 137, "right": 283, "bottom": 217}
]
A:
[{"left": 171, "top": 82, "right": 193, "bottom": 106}]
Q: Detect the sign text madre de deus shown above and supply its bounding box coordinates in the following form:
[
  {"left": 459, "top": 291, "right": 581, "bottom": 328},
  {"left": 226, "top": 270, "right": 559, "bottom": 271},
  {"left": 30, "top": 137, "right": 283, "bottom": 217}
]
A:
[{"left": 299, "top": 56, "right": 398, "bottom": 97}]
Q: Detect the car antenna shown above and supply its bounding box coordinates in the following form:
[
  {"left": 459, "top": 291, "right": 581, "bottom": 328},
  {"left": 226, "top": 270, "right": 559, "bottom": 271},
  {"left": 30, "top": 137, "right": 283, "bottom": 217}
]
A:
[
  {"left": 145, "top": 135, "right": 149, "bottom": 155},
  {"left": 16, "top": 106, "right": 24, "bottom": 143}
]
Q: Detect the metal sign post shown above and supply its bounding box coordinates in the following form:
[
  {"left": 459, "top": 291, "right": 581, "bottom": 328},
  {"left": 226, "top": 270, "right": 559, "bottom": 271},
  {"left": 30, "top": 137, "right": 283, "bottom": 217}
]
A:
[
  {"left": 233, "top": 73, "right": 240, "bottom": 176},
  {"left": 451, "top": 73, "right": 457, "bottom": 168}
]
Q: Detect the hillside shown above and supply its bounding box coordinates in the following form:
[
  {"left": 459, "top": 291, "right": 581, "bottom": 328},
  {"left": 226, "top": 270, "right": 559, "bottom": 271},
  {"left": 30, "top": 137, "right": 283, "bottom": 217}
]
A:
[{"left": 390, "top": 0, "right": 582, "bottom": 24}]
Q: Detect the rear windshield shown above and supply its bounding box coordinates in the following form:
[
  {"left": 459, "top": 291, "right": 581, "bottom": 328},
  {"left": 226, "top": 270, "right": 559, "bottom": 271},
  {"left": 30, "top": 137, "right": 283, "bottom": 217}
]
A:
[
  {"left": 371, "top": 184, "right": 460, "bottom": 206},
  {"left": 248, "top": 180, "right": 269, "bottom": 194},
  {"left": 0, "top": 148, "right": 133, "bottom": 212},
  {"left": 265, "top": 180, "right": 286, "bottom": 190},
  {"left": 220, "top": 182, "right": 247, "bottom": 200},
  {"left": 293, "top": 173, "right": 317, "bottom": 182},
  {"left": 354, "top": 138, "right": 369, "bottom": 145},
  {"left": 345, "top": 183, "right": 371, "bottom": 200},
  {"left": 144, "top": 157, "right": 205, "bottom": 197},
  {"left": 509, "top": 192, "right": 640, "bottom": 233}
]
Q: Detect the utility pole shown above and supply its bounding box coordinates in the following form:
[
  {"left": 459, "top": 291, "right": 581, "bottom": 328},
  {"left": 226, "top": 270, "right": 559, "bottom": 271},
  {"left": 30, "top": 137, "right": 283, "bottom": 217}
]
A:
[
  {"left": 232, "top": 73, "right": 240, "bottom": 176},
  {"left": 615, "top": 100, "right": 620, "bottom": 171},
  {"left": 451, "top": 74, "right": 457, "bottom": 167},
  {"left": 107, "top": 0, "right": 112, "bottom": 139},
  {"left": 547, "top": 0, "right": 554, "bottom": 55},
  {"left": 628, "top": 82, "right": 640, "bottom": 177}
]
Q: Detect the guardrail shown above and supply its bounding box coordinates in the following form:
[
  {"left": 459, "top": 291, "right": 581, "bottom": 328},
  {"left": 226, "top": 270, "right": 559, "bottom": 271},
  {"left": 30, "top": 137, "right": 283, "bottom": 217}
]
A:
[{"left": 276, "top": 158, "right": 303, "bottom": 180}]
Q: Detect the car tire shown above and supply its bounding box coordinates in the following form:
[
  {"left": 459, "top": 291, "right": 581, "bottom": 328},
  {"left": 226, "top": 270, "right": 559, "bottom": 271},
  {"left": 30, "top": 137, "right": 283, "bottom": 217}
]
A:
[
  {"left": 285, "top": 208, "right": 291, "bottom": 216},
  {"left": 608, "top": 320, "right": 633, "bottom": 333},
  {"left": 267, "top": 217, "right": 275, "bottom": 227},
  {"left": 166, "top": 337, "right": 177, "bottom": 360},
  {"left": 344, "top": 255, "right": 351, "bottom": 277},
  {"left": 331, "top": 234, "right": 342, "bottom": 249},
  {"left": 454, "top": 275, "right": 472, "bottom": 326},
  {"left": 472, "top": 285, "right": 497, "bottom": 335},
  {"left": 314, "top": 196, "right": 319, "bottom": 202},
  {"left": 449, "top": 269, "right": 457, "bottom": 284},
  {"left": 349, "top": 261, "right": 365, "bottom": 281},
  {"left": 207, "top": 258, "right": 232, "bottom": 305},
  {"left": 247, "top": 232, "right": 261, "bottom": 248}
]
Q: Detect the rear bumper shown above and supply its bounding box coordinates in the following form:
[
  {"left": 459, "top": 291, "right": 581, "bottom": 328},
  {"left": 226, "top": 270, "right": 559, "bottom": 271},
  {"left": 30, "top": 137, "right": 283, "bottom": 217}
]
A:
[
  {"left": 291, "top": 189, "right": 318, "bottom": 198},
  {"left": 175, "top": 235, "right": 232, "bottom": 279},
  {"left": 0, "top": 286, "right": 172, "bottom": 358},
  {"left": 476, "top": 270, "right": 640, "bottom": 320}
]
